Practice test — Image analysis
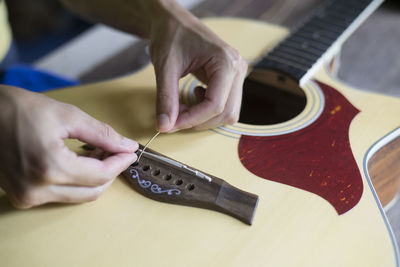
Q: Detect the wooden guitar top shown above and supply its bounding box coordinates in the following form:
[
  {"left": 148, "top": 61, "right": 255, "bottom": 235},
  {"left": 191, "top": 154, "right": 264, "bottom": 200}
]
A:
[{"left": 0, "top": 18, "right": 399, "bottom": 267}]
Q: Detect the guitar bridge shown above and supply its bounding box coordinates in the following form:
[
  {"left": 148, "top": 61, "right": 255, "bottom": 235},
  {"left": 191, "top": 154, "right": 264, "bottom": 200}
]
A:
[{"left": 122, "top": 147, "right": 259, "bottom": 225}]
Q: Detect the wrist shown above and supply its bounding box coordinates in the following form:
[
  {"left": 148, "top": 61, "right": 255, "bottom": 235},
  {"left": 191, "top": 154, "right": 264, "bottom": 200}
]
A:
[{"left": 144, "top": 0, "right": 200, "bottom": 38}]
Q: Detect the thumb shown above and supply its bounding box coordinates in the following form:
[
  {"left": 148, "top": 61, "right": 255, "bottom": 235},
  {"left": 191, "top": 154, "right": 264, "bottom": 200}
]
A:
[
  {"left": 66, "top": 109, "right": 138, "bottom": 153},
  {"left": 155, "top": 62, "right": 180, "bottom": 132}
]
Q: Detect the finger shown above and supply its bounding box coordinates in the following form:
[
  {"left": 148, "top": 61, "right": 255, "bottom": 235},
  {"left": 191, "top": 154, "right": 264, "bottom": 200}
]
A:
[
  {"left": 9, "top": 153, "right": 130, "bottom": 208},
  {"left": 155, "top": 61, "right": 180, "bottom": 132},
  {"left": 65, "top": 107, "right": 138, "bottom": 153},
  {"left": 194, "top": 66, "right": 246, "bottom": 130},
  {"left": 172, "top": 68, "right": 235, "bottom": 131},
  {"left": 53, "top": 149, "right": 137, "bottom": 187},
  {"left": 179, "top": 103, "right": 189, "bottom": 113},
  {"left": 48, "top": 179, "right": 114, "bottom": 204},
  {"left": 6, "top": 185, "right": 54, "bottom": 209},
  {"left": 5, "top": 178, "right": 113, "bottom": 208}
]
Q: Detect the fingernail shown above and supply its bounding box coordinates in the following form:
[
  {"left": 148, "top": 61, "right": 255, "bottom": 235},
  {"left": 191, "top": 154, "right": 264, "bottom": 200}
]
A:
[
  {"left": 157, "top": 113, "right": 170, "bottom": 132},
  {"left": 122, "top": 137, "right": 138, "bottom": 151}
]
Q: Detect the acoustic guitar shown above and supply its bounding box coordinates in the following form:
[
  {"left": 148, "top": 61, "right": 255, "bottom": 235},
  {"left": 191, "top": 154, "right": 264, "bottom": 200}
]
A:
[{"left": 1, "top": 0, "right": 400, "bottom": 266}]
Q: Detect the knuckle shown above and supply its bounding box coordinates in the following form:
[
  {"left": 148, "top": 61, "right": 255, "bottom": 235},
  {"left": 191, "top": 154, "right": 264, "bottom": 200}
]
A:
[
  {"left": 67, "top": 103, "right": 81, "bottom": 113},
  {"left": 62, "top": 103, "right": 81, "bottom": 116},
  {"left": 98, "top": 175, "right": 113, "bottom": 186},
  {"left": 193, "top": 125, "right": 208, "bottom": 131},
  {"left": 40, "top": 168, "right": 54, "bottom": 184},
  {"left": 228, "top": 47, "right": 241, "bottom": 61},
  {"left": 225, "top": 48, "right": 248, "bottom": 75},
  {"left": 214, "top": 102, "right": 225, "bottom": 115},
  {"left": 211, "top": 101, "right": 225, "bottom": 116},
  {"left": 87, "top": 188, "right": 104, "bottom": 202},
  {"left": 157, "top": 90, "right": 172, "bottom": 102},
  {"left": 223, "top": 47, "right": 242, "bottom": 69},
  {"left": 12, "top": 187, "right": 39, "bottom": 209},
  {"left": 8, "top": 191, "right": 26, "bottom": 209},
  {"left": 156, "top": 91, "right": 174, "bottom": 114},
  {"left": 87, "top": 194, "right": 100, "bottom": 202},
  {"left": 96, "top": 169, "right": 114, "bottom": 185},
  {"left": 100, "top": 123, "right": 117, "bottom": 139},
  {"left": 30, "top": 156, "right": 62, "bottom": 185},
  {"left": 10, "top": 198, "right": 29, "bottom": 209},
  {"left": 26, "top": 157, "right": 53, "bottom": 184},
  {"left": 41, "top": 166, "right": 61, "bottom": 184},
  {"left": 224, "top": 110, "right": 240, "bottom": 125},
  {"left": 242, "top": 59, "right": 249, "bottom": 71},
  {"left": 59, "top": 104, "right": 83, "bottom": 124}
]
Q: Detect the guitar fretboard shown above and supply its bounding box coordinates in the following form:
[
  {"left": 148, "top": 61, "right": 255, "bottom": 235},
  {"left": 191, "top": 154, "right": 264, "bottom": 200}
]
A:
[{"left": 254, "top": 0, "right": 382, "bottom": 84}]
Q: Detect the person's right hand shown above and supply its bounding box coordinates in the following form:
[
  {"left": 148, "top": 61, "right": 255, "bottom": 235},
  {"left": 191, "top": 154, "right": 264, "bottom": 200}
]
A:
[
  {"left": 0, "top": 85, "right": 138, "bottom": 209},
  {"left": 149, "top": 0, "right": 248, "bottom": 132}
]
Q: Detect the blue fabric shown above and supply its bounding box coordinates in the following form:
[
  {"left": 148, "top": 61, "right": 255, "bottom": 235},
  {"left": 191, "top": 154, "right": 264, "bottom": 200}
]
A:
[
  {"left": 0, "top": 40, "right": 19, "bottom": 73},
  {"left": 1, "top": 64, "right": 79, "bottom": 92}
]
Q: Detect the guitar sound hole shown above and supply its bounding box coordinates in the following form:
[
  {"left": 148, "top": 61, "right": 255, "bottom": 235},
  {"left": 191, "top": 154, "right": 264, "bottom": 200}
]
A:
[
  {"left": 163, "top": 174, "right": 172, "bottom": 181},
  {"left": 142, "top": 165, "right": 150, "bottom": 171},
  {"left": 239, "top": 72, "right": 306, "bottom": 125}
]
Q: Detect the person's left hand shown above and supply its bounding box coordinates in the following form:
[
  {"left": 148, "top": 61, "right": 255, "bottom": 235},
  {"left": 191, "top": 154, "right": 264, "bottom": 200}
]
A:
[{"left": 149, "top": 2, "right": 248, "bottom": 132}]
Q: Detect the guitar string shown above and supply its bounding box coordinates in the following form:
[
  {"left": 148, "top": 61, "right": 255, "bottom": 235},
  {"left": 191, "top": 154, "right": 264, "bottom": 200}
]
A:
[{"left": 137, "top": 131, "right": 160, "bottom": 163}]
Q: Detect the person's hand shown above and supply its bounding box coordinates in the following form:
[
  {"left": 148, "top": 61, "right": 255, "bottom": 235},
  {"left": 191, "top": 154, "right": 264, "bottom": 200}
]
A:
[
  {"left": 60, "top": 0, "right": 247, "bottom": 132},
  {"left": 0, "top": 85, "right": 138, "bottom": 209},
  {"left": 149, "top": 1, "right": 248, "bottom": 132}
]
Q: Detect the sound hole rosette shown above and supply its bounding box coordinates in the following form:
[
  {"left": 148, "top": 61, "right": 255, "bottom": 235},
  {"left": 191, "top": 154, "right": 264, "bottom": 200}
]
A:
[{"left": 180, "top": 76, "right": 325, "bottom": 138}]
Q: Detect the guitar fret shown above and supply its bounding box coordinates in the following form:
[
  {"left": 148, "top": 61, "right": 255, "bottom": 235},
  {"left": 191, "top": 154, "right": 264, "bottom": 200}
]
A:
[
  {"left": 332, "top": 0, "right": 368, "bottom": 10},
  {"left": 279, "top": 43, "right": 323, "bottom": 59},
  {"left": 274, "top": 45, "right": 321, "bottom": 62},
  {"left": 300, "top": 25, "right": 340, "bottom": 41},
  {"left": 318, "top": 9, "right": 356, "bottom": 26},
  {"left": 284, "top": 38, "right": 328, "bottom": 53},
  {"left": 291, "top": 32, "right": 333, "bottom": 47},
  {"left": 321, "top": 9, "right": 354, "bottom": 24},
  {"left": 337, "top": 0, "right": 372, "bottom": 10},
  {"left": 255, "top": 58, "right": 305, "bottom": 72},
  {"left": 301, "top": 24, "right": 342, "bottom": 40},
  {"left": 302, "top": 21, "right": 342, "bottom": 36},
  {"left": 300, "top": 28, "right": 337, "bottom": 44},
  {"left": 285, "top": 37, "right": 330, "bottom": 57},
  {"left": 254, "top": 0, "right": 376, "bottom": 81},
  {"left": 295, "top": 28, "right": 336, "bottom": 42},
  {"left": 326, "top": 2, "right": 366, "bottom": 18},
  {"left": 325, "top": 7, "right": 362, "bottom": 22},
  {"left": 254, "top": 59, "right": 306, "bottom": 81},
  {"left": 319, "top": 12, "right": 354, "bottom": 28},
  {"left": 269, "top": 50, "right": 314, "bottom": 68},
  {"left": 288, "top": 36, "right": 330, "bottom": 50},
  {"left": 264, "top": 55, "right": 309, "bottom": 71},
  {"left": 308, "top": 17, "right": 346, "bottom": 33},
  {"left": 331, "top": 1, "right": 367, "bottom": 11}
]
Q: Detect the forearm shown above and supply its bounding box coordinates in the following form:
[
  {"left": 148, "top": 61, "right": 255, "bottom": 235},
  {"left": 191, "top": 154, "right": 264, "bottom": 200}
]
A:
[{"left": 60, "top": 0, "right": 197, "bottom": 38}]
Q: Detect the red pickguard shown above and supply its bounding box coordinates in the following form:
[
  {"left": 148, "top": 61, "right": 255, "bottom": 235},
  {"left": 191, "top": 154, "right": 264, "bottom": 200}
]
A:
[{"left": 238, "top": 81, "right": 363, "bottom": 215}]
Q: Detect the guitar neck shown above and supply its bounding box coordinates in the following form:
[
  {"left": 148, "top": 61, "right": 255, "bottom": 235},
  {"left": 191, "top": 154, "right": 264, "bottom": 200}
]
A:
[{"left": 254, "top": 0, "right": 384, "bottom": 85}]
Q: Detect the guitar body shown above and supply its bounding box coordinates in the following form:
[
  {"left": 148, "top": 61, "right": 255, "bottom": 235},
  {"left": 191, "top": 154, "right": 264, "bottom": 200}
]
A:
[{"left": 1, "top": 18, "right": 400, "bottom": 267}]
